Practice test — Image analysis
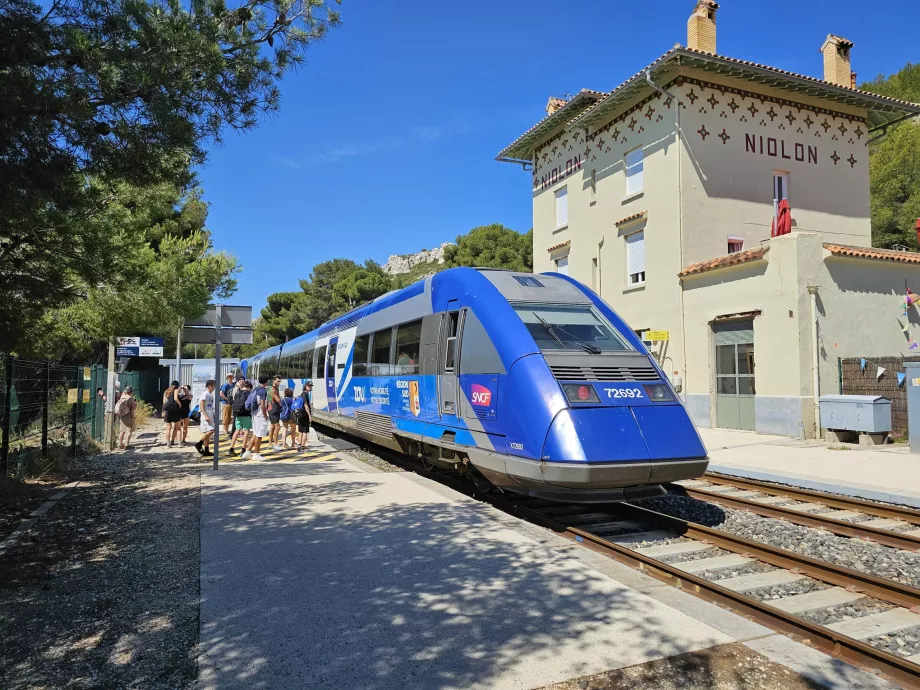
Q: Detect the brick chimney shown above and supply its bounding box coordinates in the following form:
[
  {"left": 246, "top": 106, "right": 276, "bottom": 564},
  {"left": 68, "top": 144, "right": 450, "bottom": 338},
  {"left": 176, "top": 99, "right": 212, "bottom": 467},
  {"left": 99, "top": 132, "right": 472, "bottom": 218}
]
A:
[
  {"left": 687, "top": 0, "right": 719, "bottom": 54},
  {"left": 545, "top": 97, "right": 567, "bottom": 116},
  {"left": 820, "top": 34, "right": 854, "bottom": 87}
]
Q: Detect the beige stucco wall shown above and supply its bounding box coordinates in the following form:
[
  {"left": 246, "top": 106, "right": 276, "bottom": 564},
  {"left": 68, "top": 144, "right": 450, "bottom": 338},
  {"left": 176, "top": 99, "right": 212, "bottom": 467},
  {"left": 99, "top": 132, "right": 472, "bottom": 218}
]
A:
[{"left": 678, "top": 70, "right": 871, "bottom": 263}]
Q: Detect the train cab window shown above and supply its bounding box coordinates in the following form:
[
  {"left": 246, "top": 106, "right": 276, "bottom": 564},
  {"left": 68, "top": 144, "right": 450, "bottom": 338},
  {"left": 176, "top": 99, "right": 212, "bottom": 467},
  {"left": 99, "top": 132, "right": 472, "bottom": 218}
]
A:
[
  {"left": 444, "top": 311, "right": 460, "bottom": 372},
  {"left": 353, "top": 335, "right": 370, "bottom": 376},
  {"left": 513, "top": 304, "right": 633, "bottom": 353},
  {"left": 370, "top": 328, "right": 393, "bottom": 376},
  {"left": 394, "top": 320, "right": 422, "bottom": 375},
  {"left": 314, "top": 346, "right": 326, "bottom": 379}
]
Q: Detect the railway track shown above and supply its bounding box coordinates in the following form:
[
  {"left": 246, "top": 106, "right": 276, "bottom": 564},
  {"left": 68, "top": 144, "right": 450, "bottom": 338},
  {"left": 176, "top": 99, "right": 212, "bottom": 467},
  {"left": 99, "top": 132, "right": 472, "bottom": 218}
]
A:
[
  {"left": 670, "top": 474, "right": 920, "bottom": 552},
  {"left": 314, "top": 424, "right": 920, "bottom": 687}
]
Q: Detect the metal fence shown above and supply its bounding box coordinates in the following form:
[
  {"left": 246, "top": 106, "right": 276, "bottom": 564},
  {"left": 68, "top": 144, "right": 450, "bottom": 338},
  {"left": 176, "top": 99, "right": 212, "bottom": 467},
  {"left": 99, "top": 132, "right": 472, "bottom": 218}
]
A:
[
  {"left": 0, "top": 356, "right": 168, "bottom": 480},
  {"left": 840, "top": 356, "right": 920, "bottom": 435}
]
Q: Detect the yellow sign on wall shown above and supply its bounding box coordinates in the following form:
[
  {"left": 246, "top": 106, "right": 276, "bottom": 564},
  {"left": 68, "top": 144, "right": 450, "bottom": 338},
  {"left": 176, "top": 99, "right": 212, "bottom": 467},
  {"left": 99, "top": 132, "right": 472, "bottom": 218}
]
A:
[
  {"left": 84, "top": 367, "right": 91, "bottom": 381},
  {"left": 646, "top": 330, "right": 670, "bottom": 342},
  {"left": 83, "top": 389, "right": 90, "bottom": 402},
  {"left": 67, "top": 388, "right": 78, "bottom": 404}
]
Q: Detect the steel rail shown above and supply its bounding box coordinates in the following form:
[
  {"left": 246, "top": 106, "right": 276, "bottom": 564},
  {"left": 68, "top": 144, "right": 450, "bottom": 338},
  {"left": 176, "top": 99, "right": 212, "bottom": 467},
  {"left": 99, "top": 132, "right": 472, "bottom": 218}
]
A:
[
  {"left": 704, "top": 472, "right": 920, "bottom": 526},
  {"left": 673, "top": 484, "right": 920, "bottom": 552},
  {"left": 312, "top": 423, "right": 920, "bottom": 687}
]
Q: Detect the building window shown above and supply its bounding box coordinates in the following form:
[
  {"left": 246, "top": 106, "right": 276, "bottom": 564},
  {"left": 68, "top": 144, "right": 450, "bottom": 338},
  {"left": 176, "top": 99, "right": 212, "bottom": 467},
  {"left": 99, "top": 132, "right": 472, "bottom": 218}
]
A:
[
  {"left": 555, "top": 256, "right": 569, "bottom": 276},
  {"left": 626, "top": 231, "right": 645, "bottom": 286},
  {"left": 773, "top": 172, "right": 789, "bottom": 218},
  {"left": 727, "top": 236, "right": 744, "bottom": 253},
  {"left": 626, "top": 147, "right": 644, "bottom": 195},
  {"left": 589, "top": 169, "right": 597, "bottom": 204},
  {"left": 555, "top": 186, "right": 568, "bottom": 228}
]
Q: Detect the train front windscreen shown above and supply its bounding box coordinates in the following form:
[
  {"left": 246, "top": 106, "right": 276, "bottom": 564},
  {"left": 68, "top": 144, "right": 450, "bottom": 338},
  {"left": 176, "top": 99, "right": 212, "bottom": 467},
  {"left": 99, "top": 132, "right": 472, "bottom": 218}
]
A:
[{"left": 513, "top": 303, "right": 633, "bottom": 354}]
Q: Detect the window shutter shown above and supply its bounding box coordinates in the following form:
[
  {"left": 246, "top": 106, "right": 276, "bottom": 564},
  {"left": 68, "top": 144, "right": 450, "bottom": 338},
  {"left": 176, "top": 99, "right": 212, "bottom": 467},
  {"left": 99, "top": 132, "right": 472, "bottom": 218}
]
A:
[
  {"left": 555, "top": 187, "right": 568, "bottom": 226},
  {"left": 556, "top": 256, "right": 569, "bottom": 275},
  {"left": 626, "top": 231, "right": 645, "bottom": 274}
]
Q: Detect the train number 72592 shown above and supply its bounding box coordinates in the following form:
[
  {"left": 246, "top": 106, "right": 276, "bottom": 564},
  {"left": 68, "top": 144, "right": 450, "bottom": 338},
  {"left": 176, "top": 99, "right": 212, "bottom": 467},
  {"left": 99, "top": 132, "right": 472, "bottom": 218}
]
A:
[{"left": 604, "top": 387, "right": 644, "bottom": 399}]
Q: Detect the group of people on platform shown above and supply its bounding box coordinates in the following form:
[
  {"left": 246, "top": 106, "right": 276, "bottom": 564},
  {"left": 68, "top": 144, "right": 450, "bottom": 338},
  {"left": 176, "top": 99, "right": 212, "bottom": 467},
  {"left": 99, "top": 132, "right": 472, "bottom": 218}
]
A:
[{"left": 161, "top": 372, "right": 314, "bottom": 460}]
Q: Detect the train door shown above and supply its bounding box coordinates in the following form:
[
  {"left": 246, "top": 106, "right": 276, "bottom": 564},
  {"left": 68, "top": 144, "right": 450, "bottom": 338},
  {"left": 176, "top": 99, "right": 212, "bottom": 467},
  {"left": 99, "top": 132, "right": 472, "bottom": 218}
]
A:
[
  {"left": 325, "top": 337, "right": 339, "bottom": 413},
  {"left": 313, "top": 344, "right": 327, "bottom": 411},
  {"left": 438, "top": 309, "right": 463, "bottom": 417}
]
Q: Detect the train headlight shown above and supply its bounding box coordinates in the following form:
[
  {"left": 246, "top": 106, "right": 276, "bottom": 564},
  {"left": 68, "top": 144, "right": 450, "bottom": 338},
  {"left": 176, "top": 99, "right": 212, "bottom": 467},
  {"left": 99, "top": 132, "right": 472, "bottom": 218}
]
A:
[
  {"left": 563, "top": 384, "right": 600, "bottom": 404},
  {"left": 643, "top": 384, "right": 676, "bottom": 402}
]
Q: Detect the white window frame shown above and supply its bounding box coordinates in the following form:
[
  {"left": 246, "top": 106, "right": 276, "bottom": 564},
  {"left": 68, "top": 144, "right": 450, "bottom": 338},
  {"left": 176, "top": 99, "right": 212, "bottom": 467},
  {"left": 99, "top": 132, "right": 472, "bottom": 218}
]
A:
[
  {"left": 773, "top": 172, "right": 789, "bottom": 219},
  {"left": 555, "top": 255, "right": 569, "bottom": 276},
  {"left": 626, "top": 230, "right": 646, "bottom": 287},
  {"left": 555, "top": 186, "right": 568, "bottom": 229},
  {"left": 625, "top": 147, "right": 644, "bottom": 196}
]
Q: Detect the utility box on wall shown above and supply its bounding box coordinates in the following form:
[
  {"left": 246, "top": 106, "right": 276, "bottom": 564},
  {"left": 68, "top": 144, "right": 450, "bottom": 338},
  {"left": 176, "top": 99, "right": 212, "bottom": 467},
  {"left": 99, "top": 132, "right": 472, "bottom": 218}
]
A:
[{"left": 819, "top": 394, "right": 891, "bottom": 434}]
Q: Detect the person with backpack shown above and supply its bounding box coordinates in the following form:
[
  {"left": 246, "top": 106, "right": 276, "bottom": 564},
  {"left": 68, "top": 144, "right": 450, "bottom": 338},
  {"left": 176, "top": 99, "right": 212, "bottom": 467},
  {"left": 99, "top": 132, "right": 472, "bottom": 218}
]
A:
[
  {"left": 162, "top": 381, "right": 182, "bottom": 448},
  {"left": 115, "top": 386, "right": 138, "bottom": 450},
  {"left": 219, "top": 373, "right": 235, "bottom": 436},
  {"left": 178, "top": 385, "right": 192, "bottom": 446},
  {"left": 268, "top": 375, "right": 283, "bottom": 451},
  {"left": 279, "top": 387, "right": 297, "bottom": 450},
  {"left": 295, "top": 380, "right": 314, "bottom": 452},
  {"left": 242, "top": 375, "right": 270, "bottom": 461},
  {"left": 227, "top": 380, "right": 252, "bottom": 457},
  {"left": 195, "top": 379, "right": 216, "bottom": 457}
]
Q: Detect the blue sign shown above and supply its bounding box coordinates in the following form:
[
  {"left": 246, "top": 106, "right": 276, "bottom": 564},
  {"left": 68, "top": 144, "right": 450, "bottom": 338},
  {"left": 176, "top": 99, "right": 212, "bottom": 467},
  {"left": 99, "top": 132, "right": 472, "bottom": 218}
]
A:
[{"left": 115, "top": 337, "right": 165, "bottom": 357}]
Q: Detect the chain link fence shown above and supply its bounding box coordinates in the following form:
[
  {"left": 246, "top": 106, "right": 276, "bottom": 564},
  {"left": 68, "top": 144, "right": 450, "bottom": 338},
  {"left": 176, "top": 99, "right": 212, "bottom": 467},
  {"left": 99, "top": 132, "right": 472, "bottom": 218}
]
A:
[{"left": 1, "top": 356, "right": 167, "bottom": 481}]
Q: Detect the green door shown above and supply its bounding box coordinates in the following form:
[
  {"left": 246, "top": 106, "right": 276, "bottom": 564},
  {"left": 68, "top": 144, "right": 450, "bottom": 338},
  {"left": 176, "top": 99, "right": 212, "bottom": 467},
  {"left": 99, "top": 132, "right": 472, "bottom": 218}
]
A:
[{"left": 714, "top": 321, "right": 755, "bottom": 431}]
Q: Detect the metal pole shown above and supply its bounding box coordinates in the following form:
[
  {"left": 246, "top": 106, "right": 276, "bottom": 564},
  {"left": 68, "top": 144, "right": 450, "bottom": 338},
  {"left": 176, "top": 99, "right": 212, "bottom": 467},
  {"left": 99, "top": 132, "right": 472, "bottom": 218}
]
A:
[
  {"left": 72, "top": 367, "right": 79, "bottom": 459},
  {"left": 176, "top": 323, "right": 183, "bottom": 386},
  {"left": 105, "top": 339, "right": 116, "bottom": 450},
  {"left": 213, "top": 305, "right": 222, "bottom": 471},
  {"left": 838, "top": 356, "right": 843, "bottom": 394},
  {"left": 42, "top": 360, "right": 49, "bottom": 457},
  {"left": 2, "top": 356, "right": 12, "bottom": 476}
]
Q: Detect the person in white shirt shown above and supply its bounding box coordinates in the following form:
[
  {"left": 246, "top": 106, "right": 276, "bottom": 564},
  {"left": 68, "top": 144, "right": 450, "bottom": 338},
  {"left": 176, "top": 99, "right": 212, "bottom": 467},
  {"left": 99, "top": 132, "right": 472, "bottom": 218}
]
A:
[{"left": 195, "top": 380, "right": 216, "bottom": 457}]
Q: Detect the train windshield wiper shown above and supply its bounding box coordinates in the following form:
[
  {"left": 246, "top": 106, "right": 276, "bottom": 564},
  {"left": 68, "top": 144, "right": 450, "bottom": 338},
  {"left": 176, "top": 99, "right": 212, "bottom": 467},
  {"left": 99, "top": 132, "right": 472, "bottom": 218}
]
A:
[{"left": 532, "top": 313, "right": 602, "bottom": 355}]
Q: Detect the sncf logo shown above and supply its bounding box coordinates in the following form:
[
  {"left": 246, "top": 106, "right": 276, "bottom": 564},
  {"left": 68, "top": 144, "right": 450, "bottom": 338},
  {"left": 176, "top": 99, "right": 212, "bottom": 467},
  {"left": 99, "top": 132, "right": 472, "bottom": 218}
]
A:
[{"left": 470, "top": 384, "right": 492, "bottom": 407}]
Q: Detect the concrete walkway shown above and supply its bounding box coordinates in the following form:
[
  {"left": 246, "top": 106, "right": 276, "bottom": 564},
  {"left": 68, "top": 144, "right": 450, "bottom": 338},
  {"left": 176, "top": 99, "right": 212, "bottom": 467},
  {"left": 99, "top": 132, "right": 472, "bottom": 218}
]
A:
[
  {"left": 699, "top": 427, "right": 920, "bottom": 507},
  {"left": 197, "top": 454, "right": 738, "bottom": 689}
]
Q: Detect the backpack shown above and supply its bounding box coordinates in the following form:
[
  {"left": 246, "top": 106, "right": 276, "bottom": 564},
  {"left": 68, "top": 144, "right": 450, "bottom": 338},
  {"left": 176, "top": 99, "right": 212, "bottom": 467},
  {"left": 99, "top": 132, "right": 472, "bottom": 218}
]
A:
[
  {"left": 245, "top": 388, "right": 261, "bottom": 413},
  {"left": 114, "top": 396, "right": 131, "bottom": 418},
  {"left": 232, "top": 388, "right": 250, "bottom": 416},
  {"left": 163, "top": 391, "right": 179, "bottom": 413},
  {"left": 291, "top": 395, "right": 305, "bottom": 421},
  {"left": 279, "top": 397, "right": 292, "bottom": 421}
]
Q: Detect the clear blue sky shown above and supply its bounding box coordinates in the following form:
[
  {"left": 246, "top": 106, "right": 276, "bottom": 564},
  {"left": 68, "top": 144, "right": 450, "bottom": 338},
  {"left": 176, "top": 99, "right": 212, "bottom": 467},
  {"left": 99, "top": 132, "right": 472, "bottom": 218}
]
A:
[{"left": 199, "top": 0, "right": 920, "bottom": 312}]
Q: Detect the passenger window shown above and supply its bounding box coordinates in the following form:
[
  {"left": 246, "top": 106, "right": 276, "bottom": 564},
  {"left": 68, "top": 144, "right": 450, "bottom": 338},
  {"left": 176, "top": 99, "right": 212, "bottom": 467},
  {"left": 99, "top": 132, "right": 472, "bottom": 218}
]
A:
[
  {"left": 304, "top": 350, "right": 313, "bottom": 380},
  {"left": 444, "top": 311, "right": 460, "bottom": 372},
  {"left": 314, "top": 346, "right": 326, "bottom": 379},
  {"left": 353, "top": 335, "right": 370, "bottom": 377},
  {"left": 370, "top": 328, "right": 392, "bottom": 376},
  {"left": 394, "top": 320, "right": 422, "bottom": 375}
]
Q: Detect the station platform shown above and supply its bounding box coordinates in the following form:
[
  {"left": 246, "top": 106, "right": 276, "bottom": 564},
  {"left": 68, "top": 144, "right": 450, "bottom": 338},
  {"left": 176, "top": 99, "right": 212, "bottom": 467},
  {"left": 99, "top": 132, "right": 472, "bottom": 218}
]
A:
[
  {"left": 195, "top": 437, "right": 894, "bottom": 689},
  {"left": 700, "top": 428, "right": 920, "bottom": 508}
]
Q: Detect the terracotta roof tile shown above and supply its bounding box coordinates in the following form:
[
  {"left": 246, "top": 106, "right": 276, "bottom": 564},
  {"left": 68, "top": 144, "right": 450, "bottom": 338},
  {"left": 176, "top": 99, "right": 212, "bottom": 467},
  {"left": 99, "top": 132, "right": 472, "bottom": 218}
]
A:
[
  {"left": 824, "top": 243, "right": 920, "bottom": 264},
  {"left": 679, "top": 246, "right": 769, "bottom": 278},
  {"left": 615, "top": 210, "right": 647, "bottom": 226},
  {"left": 547, "top": 240, "right": 571, "bottom": 253}
]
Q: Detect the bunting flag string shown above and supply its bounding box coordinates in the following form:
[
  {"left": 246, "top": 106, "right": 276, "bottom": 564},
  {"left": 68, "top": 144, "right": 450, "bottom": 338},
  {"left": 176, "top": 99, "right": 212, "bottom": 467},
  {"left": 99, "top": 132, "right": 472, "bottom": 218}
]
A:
[
  {"left": 877, "top": 365, "right": 886, "bottom": 381},
  {"left": 898, "top": 372, "right": 907, "bottom": 387},
  {"left": 860, "top": 358, "right": 867, "bottom": 371}
]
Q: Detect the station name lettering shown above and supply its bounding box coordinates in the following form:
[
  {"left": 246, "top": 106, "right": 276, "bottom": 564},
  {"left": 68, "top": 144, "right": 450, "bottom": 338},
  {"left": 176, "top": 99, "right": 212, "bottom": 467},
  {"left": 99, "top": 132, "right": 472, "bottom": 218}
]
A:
[
  {"left": 538, "top": 154, "right": 582, "bottom": 190},
  {"left": 745, "top": 135, "right": 818, "bottom": 165}
]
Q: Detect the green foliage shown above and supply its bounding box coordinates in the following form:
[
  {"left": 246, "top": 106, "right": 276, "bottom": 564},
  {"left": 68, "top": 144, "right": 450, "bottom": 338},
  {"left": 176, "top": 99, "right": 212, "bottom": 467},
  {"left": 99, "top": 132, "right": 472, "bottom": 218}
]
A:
[
  {"left": 443, "top": 225, "right": 533, "bottom": 272},
  {"left": 21, "top": 180, "right": 239, "bottom": 360},
  {"left": 868, "top": 122, "right": 920, "bottom": 249},
  {"left": 861, "top": 64, "right": 920, "bottom": 248},
  {"left": 392, "top": 260, "right": 447, "bottom": 288},
  {"left": 0, "top": 0, "right": 341, "bottom": 350}
]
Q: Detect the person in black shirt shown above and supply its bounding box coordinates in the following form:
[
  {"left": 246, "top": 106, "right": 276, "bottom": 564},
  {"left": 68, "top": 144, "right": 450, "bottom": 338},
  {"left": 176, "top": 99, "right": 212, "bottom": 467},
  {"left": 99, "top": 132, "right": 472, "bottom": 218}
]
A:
[{"left": 296, "top": 381, "right": 314, "bottom": 451}]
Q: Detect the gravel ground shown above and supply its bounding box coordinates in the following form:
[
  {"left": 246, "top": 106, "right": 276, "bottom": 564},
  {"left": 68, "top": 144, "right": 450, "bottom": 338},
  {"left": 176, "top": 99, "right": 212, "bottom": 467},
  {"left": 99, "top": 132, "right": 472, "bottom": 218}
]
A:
[
  {"left": 699, "top": 562, "right": 776, "bottom": 581},
  {"left": 746, "top": 578, "right": 827, "bottom": 602},
  {"left": 537, "top": 641, "right": 825, "bottom": 690},
  {"left": 867, "top": 626, "right": 920, "bottom": 659},
  {"left": 0, "top": 474, "right": 69, "bottom": 539},
  {"left": 0, "top": 423, "right": 200, "bottom": 690},
  {"left": 315, "top": 431, "right": 404, "bottom": 472},
  {"left": 800, "top": 600, "right": 894, "bottom": 627},
  {"left": 634, "top": 493, "right": 920, "bottom": 588}
]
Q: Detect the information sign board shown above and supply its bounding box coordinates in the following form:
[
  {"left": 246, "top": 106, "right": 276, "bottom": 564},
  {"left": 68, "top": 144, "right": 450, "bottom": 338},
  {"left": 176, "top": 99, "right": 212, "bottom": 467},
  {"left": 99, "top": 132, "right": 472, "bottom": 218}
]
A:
[{"left": 116, "top": 337, "right": 165, "bottom": 357}]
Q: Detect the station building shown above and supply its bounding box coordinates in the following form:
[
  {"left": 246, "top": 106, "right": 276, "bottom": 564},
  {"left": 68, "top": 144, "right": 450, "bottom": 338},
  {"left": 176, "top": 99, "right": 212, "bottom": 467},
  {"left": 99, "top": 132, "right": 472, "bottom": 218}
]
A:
[{"left": 497, "top": 1, "right": 920, "bottom": 437}]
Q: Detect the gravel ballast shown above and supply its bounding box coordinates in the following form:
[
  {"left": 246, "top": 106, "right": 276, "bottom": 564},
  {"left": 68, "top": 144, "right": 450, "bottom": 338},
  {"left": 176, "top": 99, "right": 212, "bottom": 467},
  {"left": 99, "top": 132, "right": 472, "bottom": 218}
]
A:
[
  {"left": 316, "top": 431, "right": 404, "bottom": 472},
  {"left": 0, "top": 425, "right": 200, "bottom": 689},
  {"left": 635, "top": 493, "right": 920, "bottom": 589}
]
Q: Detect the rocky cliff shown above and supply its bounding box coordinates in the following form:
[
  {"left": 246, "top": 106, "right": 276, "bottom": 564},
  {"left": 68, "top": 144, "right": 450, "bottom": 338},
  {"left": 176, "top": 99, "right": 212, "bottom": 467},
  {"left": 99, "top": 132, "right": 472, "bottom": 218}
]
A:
[{"left": 382, "top": 242, "right": 452, "bottom": 275}]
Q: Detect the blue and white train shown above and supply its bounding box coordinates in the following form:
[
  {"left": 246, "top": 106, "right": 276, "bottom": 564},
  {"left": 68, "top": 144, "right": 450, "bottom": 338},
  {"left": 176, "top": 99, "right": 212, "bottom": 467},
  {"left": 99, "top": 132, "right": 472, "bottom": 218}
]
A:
[{"left": 240, "top": 268, "right": 708, "bottom": 502}]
